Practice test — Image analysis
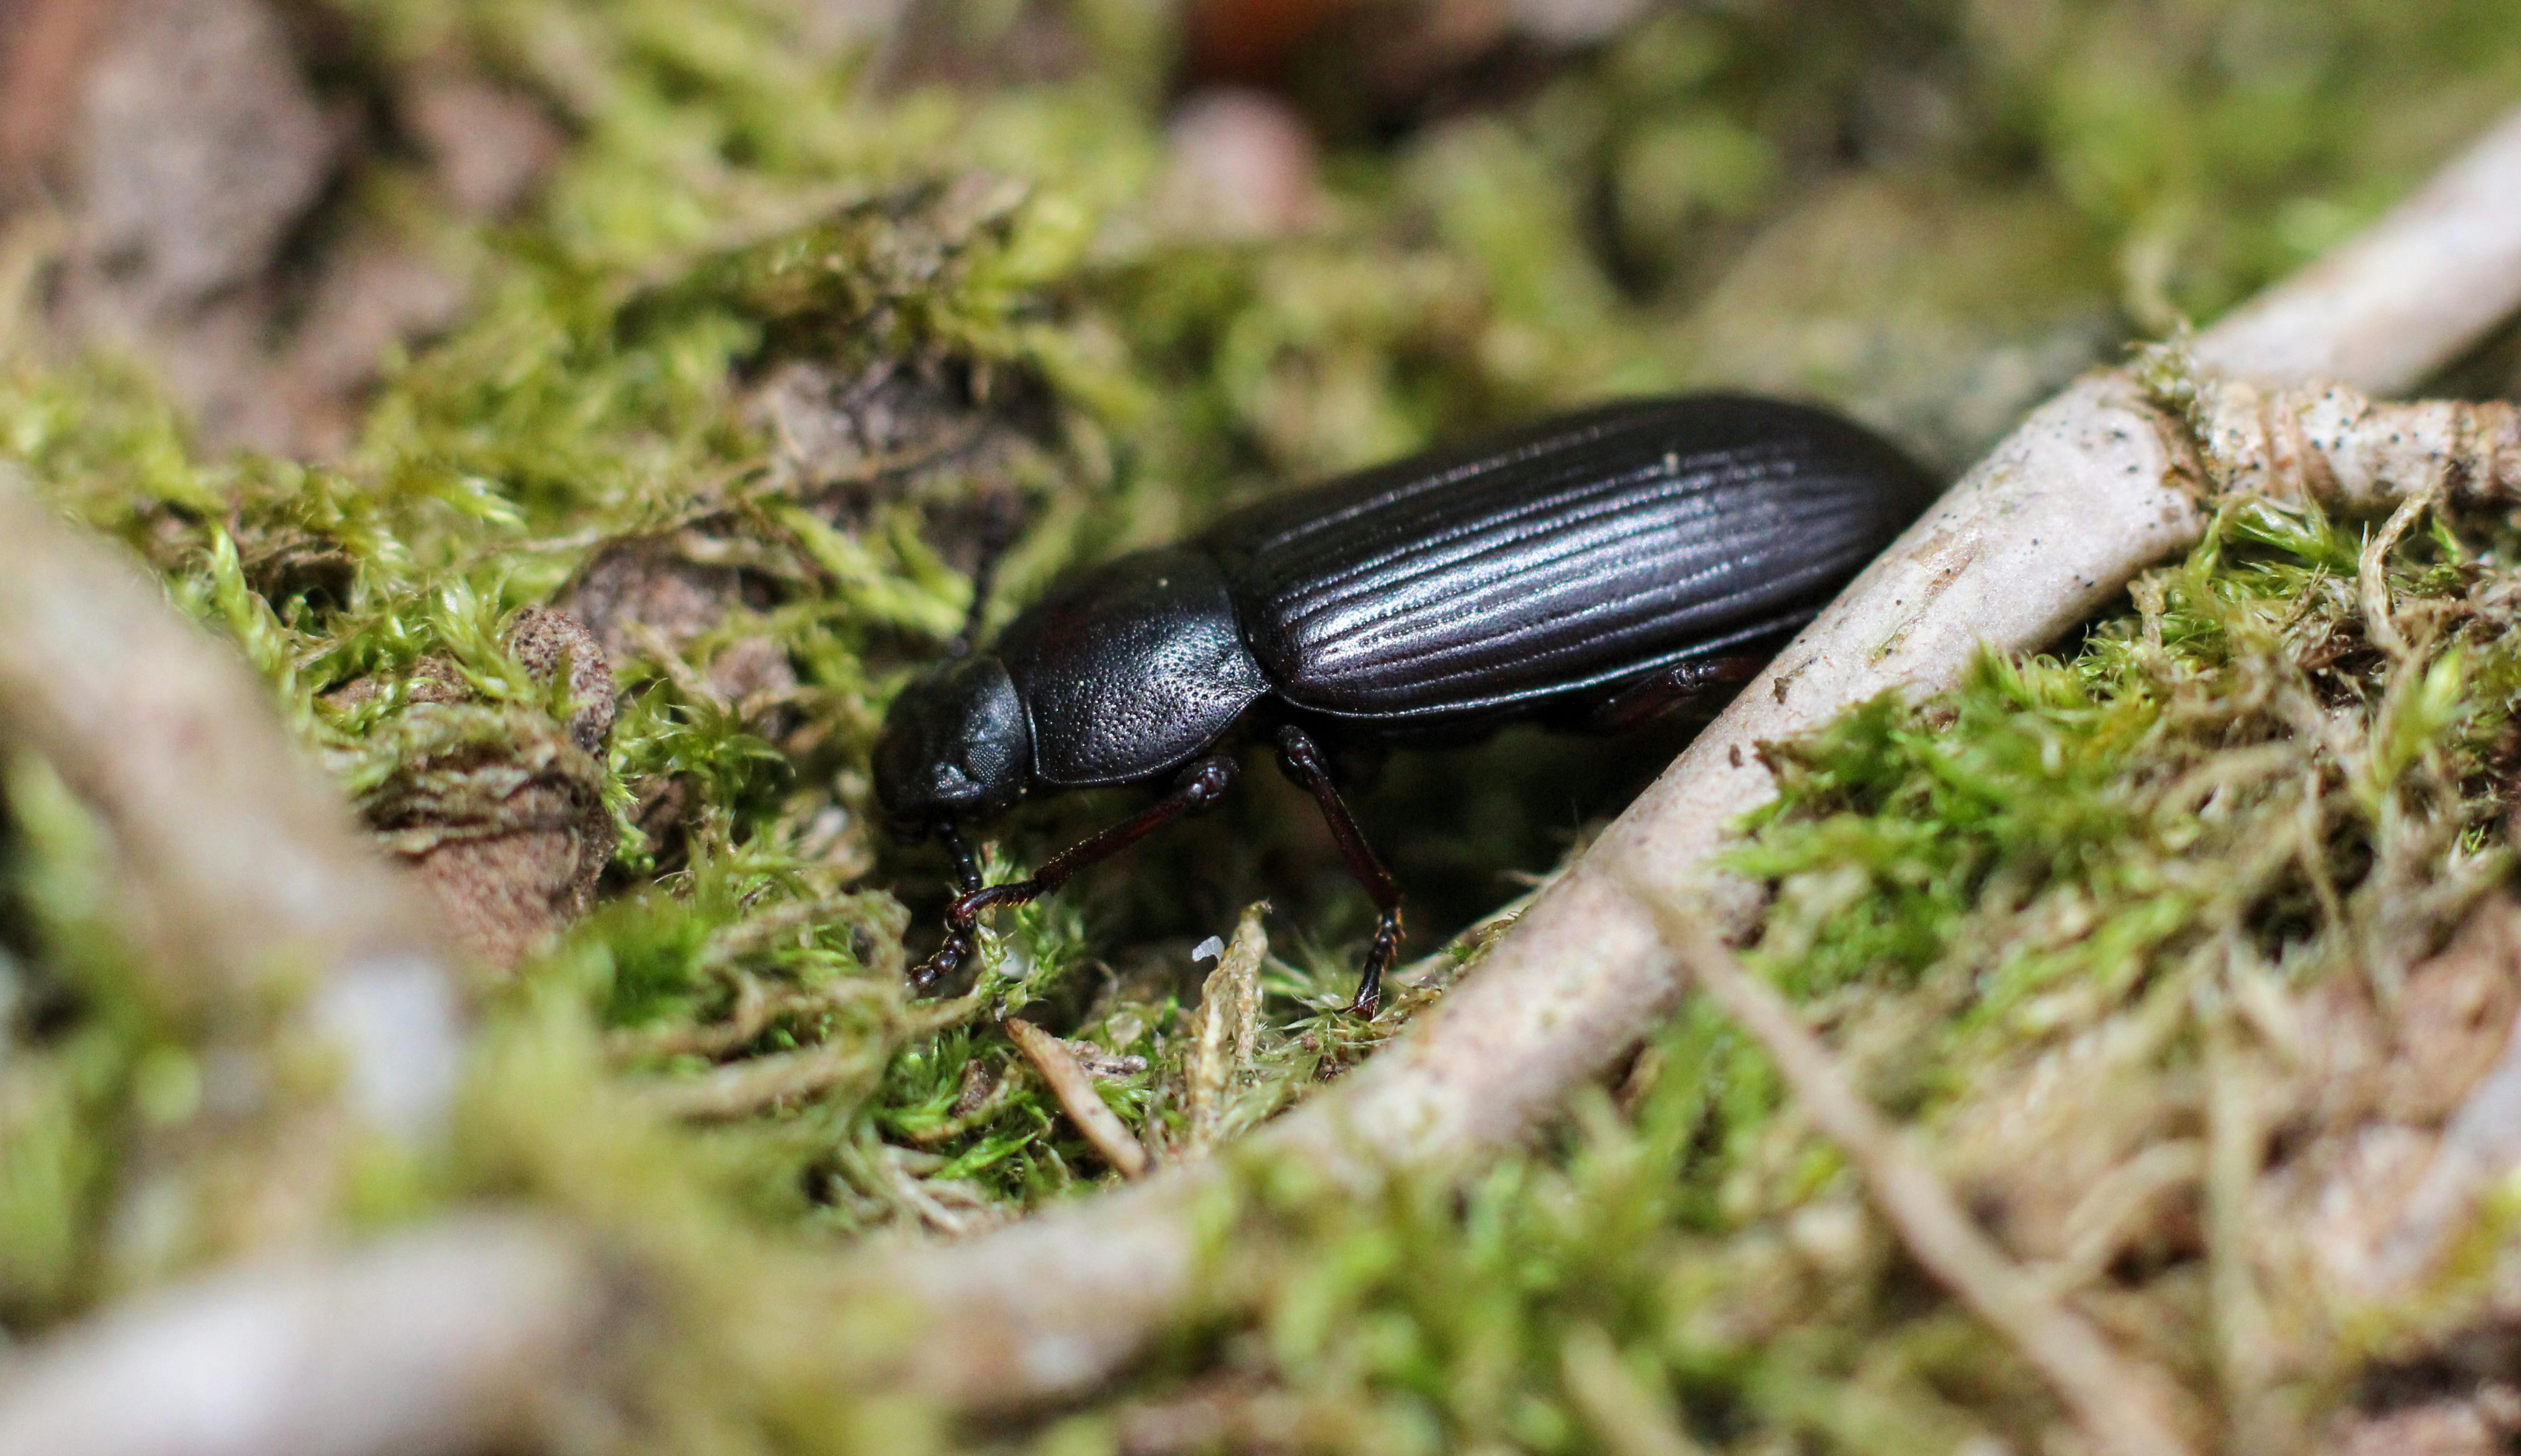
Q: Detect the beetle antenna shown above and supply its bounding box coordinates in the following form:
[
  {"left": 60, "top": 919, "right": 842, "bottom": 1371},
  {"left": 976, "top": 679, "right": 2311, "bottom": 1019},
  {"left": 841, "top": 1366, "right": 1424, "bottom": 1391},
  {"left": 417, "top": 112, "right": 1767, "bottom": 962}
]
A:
[
  {"left": 909, "top": 821, "right": 988, "bottom": 997},
  {"left": 936, "top": 821, "right": 983, "bottom": 894},
  {"left": 948, "top": 548, "right": 1002, "bottom": 658}
]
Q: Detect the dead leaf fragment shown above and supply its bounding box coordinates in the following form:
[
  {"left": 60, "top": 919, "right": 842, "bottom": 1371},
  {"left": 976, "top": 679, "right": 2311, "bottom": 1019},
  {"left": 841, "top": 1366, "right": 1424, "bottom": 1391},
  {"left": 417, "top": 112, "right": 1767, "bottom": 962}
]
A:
[{"left": 1006, "top": 1017, "right": 1149, "bottom": 1179}]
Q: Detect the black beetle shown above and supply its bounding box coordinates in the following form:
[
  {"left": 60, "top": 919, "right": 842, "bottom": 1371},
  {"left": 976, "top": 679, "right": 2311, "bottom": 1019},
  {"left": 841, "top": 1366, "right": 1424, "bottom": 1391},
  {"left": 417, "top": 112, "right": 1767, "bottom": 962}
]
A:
[{"left": 874, "top": 394, "right": 1936, "bottom": 1013}]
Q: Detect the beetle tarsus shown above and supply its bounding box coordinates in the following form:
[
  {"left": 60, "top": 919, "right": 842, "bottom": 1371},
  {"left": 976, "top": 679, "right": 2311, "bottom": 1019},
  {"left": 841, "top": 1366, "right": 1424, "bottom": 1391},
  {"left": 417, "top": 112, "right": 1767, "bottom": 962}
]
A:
[
  {"left": 908, "top": 934, "right": 967, "bottom": 995},
  {"left": 936, "top": 822, "right": 985, "bottom": 894},
  {"left": 1586, "top": 654, "right": 1769, "bottom": 732},
  {"left": 1346, "top": 913, "right": 1402, "bottom": 1017},
  {"left": 1275, "top": 724, "right": 1405, "bottom": 1017}
]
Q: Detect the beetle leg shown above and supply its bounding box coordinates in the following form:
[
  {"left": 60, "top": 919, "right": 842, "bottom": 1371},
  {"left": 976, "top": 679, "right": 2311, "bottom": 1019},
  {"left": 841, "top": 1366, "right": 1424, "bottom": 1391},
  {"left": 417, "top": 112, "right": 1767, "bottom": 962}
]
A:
[
  {"left": 908, "top": 756, "right": 1241, "bottom": 994},
  {"left": 1586, "top": 655, "right": 1766, "bottom": 733},
  {"left": 1273, "top": 724, "right": 1403, "bottom": 1018}
]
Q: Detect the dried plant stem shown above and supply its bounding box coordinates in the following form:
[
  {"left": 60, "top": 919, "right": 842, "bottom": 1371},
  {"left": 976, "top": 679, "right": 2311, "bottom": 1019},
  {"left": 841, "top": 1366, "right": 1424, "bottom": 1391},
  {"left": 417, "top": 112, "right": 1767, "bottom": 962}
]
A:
[
  {"left": 1633, "top": 890, "right": 2199, "bottom": 1456},
  {"left": 0, "top": 475, "right": 587, "bottom": 1455},
  {"left": 2174, "top": 371, "right": 2521, "bottom": 509},
  {"left": 1007, "top": 1017, "right": 1151, "bottom": 1180},
  {"left": 642, "top": 1035, "right": 883, "bottom": 1120},
  {"left": 1184, "top": 903, "right": 1268, "bottom": 1155},
  {"left": 2190, "top": 105, "right": 2521, "bottom": 394},
  {"left": 842, "top": 102, "right": 2521, "bottom": 1410}
]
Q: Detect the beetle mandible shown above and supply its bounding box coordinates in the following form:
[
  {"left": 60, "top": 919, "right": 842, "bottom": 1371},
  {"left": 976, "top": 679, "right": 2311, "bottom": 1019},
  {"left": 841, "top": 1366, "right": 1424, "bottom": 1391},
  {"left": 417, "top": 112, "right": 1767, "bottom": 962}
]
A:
[{"left": 873, "top": 394, "right": 1937, "bottom": 1015}]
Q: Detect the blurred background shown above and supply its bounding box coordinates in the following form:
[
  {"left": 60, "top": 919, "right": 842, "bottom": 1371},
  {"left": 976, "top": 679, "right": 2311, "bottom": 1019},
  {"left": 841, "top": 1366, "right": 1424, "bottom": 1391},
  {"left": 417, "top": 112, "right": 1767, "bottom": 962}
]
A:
[{"left": 11, "top": 0, "right": 2521, "bottom": 470}]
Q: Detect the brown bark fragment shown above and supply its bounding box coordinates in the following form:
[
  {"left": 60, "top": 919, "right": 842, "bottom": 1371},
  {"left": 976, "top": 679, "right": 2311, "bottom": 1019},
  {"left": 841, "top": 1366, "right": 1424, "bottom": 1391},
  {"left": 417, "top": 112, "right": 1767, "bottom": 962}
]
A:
[{"left": 347, "top": 610, "right": 620, "bottom": 970}]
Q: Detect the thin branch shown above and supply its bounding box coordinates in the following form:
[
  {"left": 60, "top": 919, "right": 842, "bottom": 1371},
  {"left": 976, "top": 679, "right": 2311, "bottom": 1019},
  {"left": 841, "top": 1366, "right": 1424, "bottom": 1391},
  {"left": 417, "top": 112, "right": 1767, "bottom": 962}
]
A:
[
  {"left": 2191, "top": 105, "right": 2521, "bottom": 394},
  {"left": 1262, "top": 102, "right": 2521, "bottom": 1187},
  {"left": 1632, "top": 889, "right": 2200, "bottom": 1456},
  {"left": 0, "top": 1215, "right": 606, "bottom": 1456}
]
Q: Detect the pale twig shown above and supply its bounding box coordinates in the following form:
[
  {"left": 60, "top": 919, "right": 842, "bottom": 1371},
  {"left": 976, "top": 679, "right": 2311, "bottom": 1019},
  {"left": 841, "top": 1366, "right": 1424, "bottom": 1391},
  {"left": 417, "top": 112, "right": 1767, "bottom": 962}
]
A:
[
  {"left": 1633, "top": 890, "right": 2199, "bottom": 1456},
  {"left": 0, "top": 1215, "right": 606, "bottom": 1456},
  {"left": 2191, "top": 105, "right": 2521, "bottom": 393},
  {"left": 0, "top": 473, "right": 595, "bottom": 1456},
  {"left": 1006, "top": 1017, "right": 1150, "bottom": 1180},
  {"left": 835, "top": 101, "right": 2521, "bottom": 1413}
]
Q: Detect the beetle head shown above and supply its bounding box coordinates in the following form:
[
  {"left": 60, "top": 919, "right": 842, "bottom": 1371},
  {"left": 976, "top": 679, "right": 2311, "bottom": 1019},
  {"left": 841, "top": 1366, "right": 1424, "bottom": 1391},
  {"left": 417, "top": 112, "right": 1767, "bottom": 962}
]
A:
[{"left": 873, "top": 653, "right": 1031, "bottom": 832}]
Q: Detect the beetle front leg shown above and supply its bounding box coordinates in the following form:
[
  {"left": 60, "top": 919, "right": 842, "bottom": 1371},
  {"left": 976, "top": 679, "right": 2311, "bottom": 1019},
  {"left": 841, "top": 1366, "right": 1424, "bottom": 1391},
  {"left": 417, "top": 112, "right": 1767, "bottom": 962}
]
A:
[
  {"left": 1273, "top": 724, "right": 1403, "bottom": 1018},
  {"left": 908, "top": 756, "right": 1241, "bottom": 995}
]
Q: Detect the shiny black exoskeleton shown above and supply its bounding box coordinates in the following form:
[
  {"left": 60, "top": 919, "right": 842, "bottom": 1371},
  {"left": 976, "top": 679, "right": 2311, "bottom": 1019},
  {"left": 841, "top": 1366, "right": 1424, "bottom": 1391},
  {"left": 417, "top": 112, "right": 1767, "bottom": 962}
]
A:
[{"left": 875, "top": 394, "right": 1937, "bottom": 1014}]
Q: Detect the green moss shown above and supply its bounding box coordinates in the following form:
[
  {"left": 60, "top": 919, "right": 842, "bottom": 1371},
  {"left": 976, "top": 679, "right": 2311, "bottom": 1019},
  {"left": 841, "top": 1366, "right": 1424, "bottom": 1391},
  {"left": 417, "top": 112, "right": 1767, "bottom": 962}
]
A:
[{"left": 11, "top": 0, "right": 2521, "bottom": 1446}]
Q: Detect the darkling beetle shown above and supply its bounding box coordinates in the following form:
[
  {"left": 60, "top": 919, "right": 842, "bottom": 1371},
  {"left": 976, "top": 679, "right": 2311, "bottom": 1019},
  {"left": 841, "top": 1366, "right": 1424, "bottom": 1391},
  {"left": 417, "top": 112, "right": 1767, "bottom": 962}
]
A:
[{"left": 873, "top": 394, "right": 1937, "bottom": 1015}]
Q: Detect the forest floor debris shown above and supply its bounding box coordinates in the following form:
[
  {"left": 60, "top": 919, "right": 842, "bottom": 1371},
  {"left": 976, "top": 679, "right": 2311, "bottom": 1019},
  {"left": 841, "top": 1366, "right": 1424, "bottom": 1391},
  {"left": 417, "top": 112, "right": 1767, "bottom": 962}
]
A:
[{"left": 12, "top": 4, "right": 2521, "bottom": 1454}]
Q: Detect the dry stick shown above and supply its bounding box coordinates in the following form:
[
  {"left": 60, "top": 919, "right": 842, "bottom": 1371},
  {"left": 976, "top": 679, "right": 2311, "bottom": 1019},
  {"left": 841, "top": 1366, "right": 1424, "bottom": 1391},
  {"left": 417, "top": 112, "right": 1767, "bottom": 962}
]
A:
[
  {"left": 0, "top": 469, "right": 468, "bottom": 1141},
  {"left": 1629, "top": 890, "right": 2198, "bottom": 1456},
  {"left": 844, "top": 102, "right": 2521, "bottom": 1411},
  {"left": 1006, "top": 1017, "right": 1151, "bottom": 1179},
  {"left": 0, "top": 1216, "right": 607, "bottom": 1456}
]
